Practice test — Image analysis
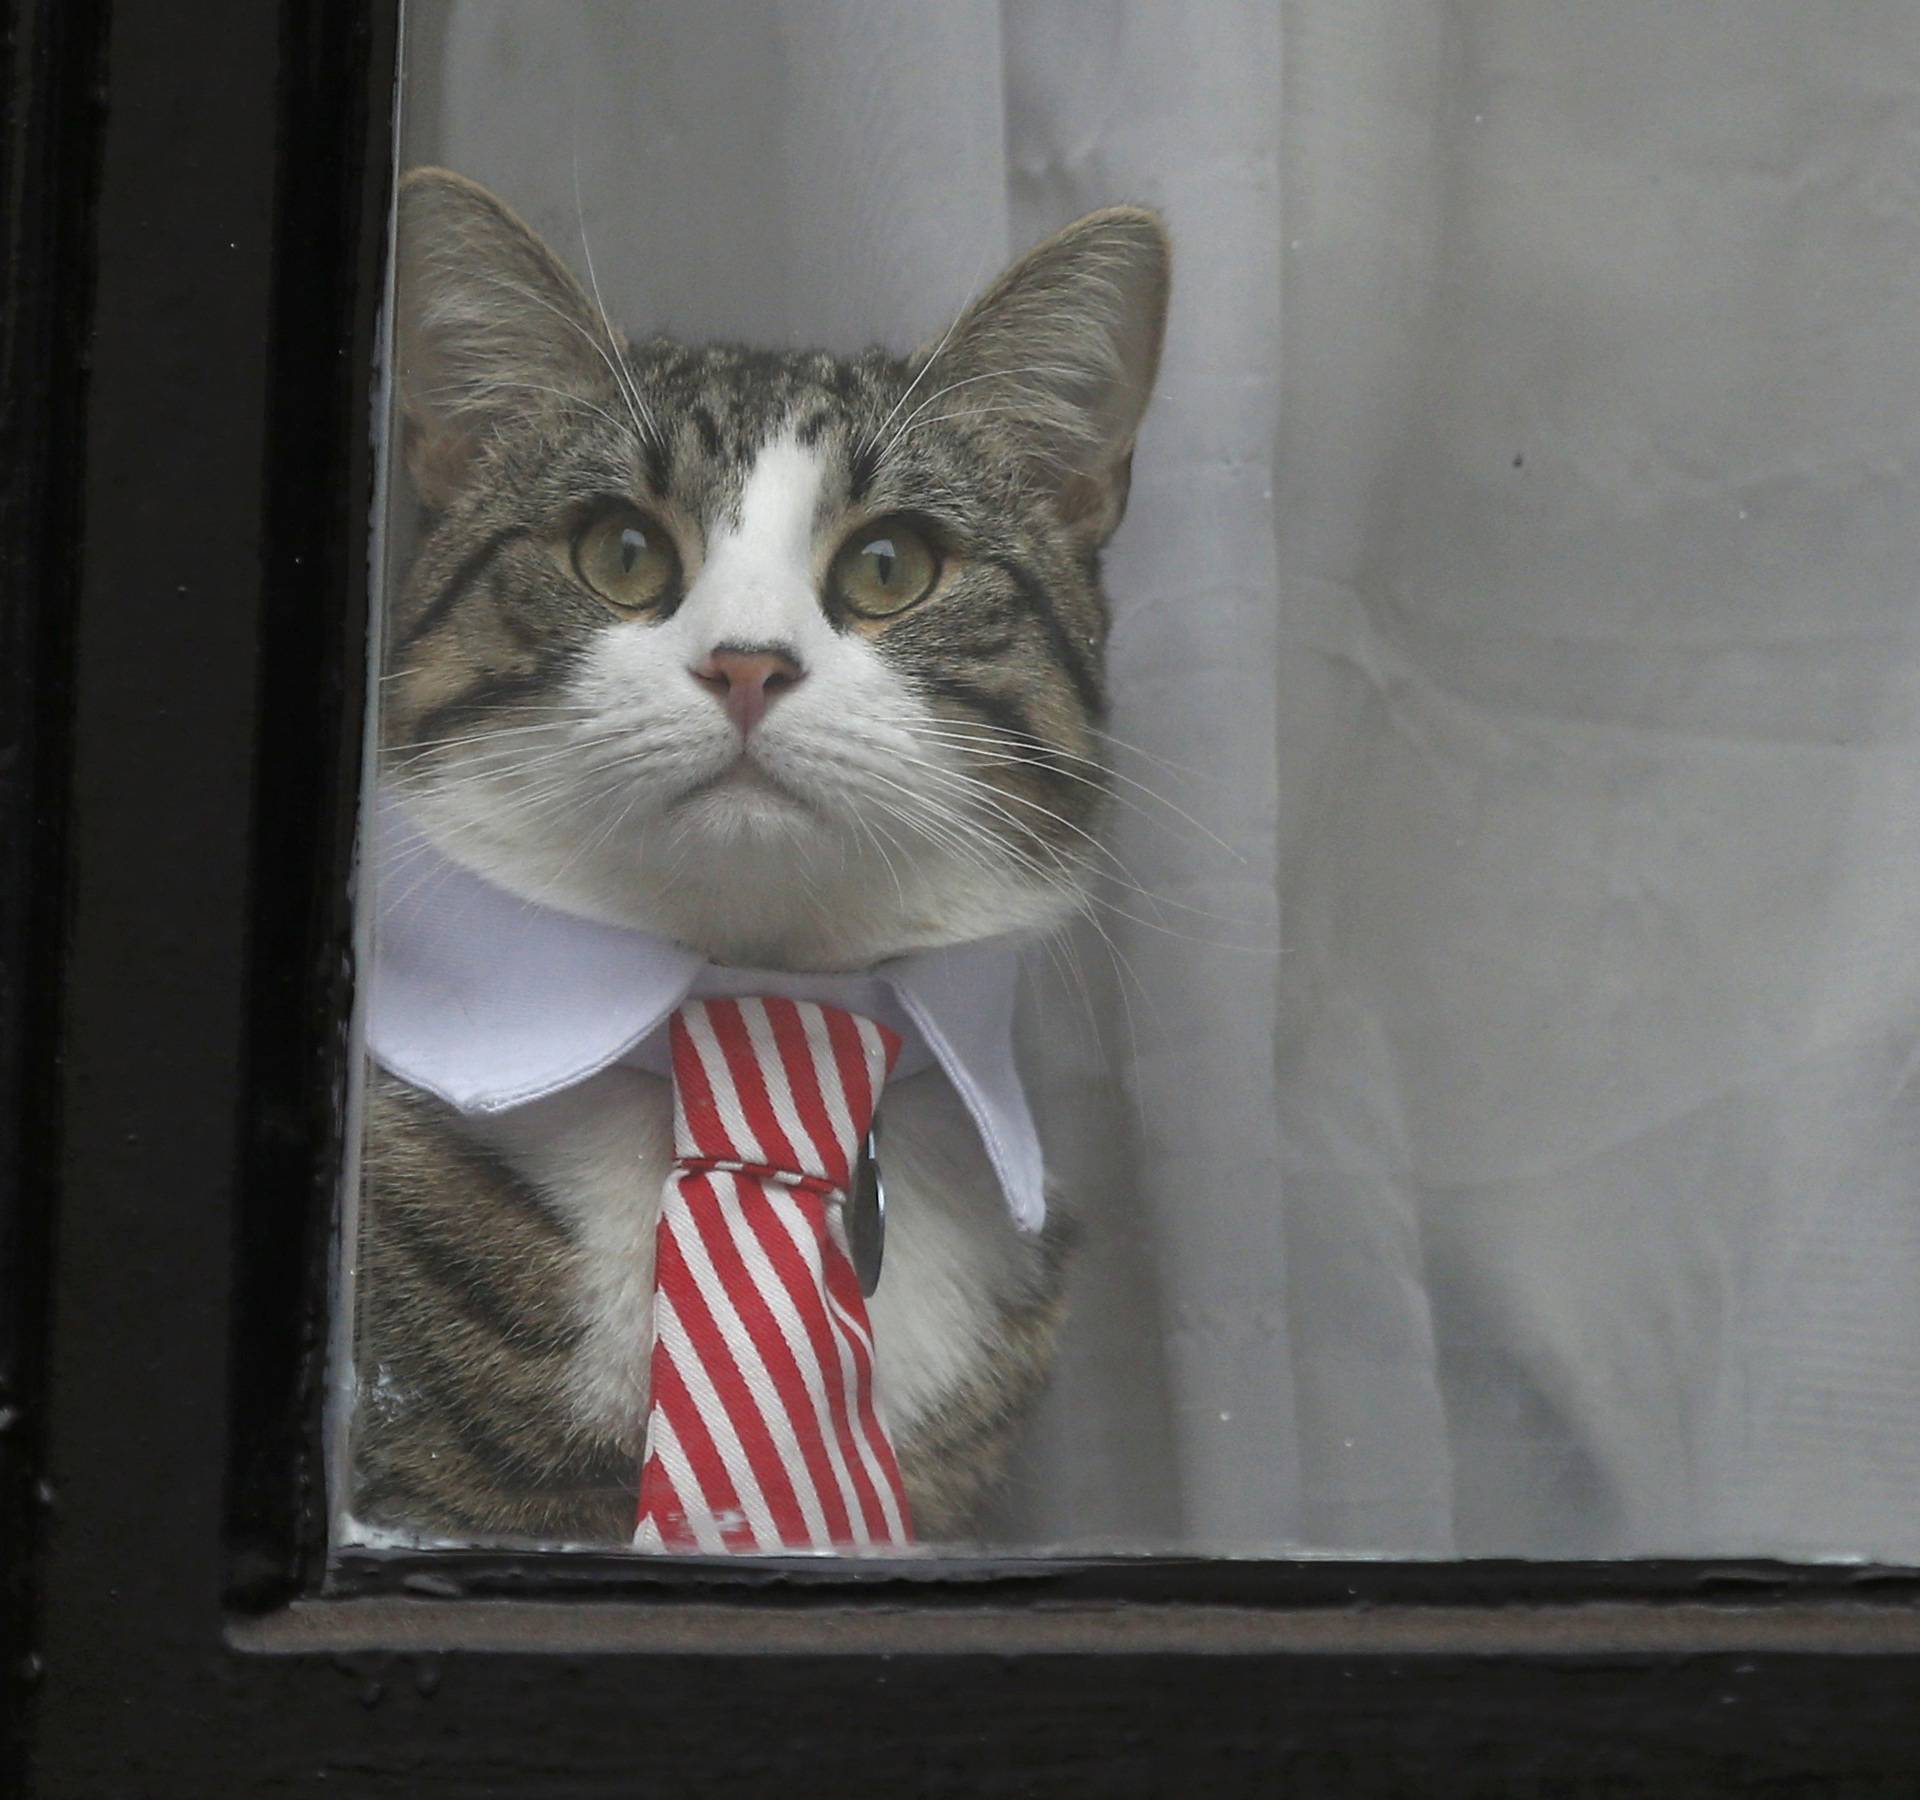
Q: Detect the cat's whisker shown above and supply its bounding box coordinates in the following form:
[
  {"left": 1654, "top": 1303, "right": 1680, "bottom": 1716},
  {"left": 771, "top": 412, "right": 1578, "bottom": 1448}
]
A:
[
  {"left": 822, "top": 752, "right": 1032, "bottom": 891},
  {"left": 374, "top": 854, "right": 459, "bottom": 921},
  {"left": 386, "top": 736, "right": 639, "bottom": 800},
  {"left": 463, "top": 267, "right": 661, "bottom": 453},
  {"left": 384, "top": 715, "right": 613, "bottom": 756},
  {"left": 1042, "top": 870, "right": 1159, "bottom": 1100},
  {"left": 1075, "top": 888, "right": 1279, "bottom": 956},
  {"left": 875, "top": 363, "right": 1086, "bottom": 464},
  {"left": 859, "top": 310, "right": 965, "bottom": 467},
  {"left": 894, "top": 752, "right": 1274, "bottom": 952},
  {"left": 828, "top": 746, "right": 1099, "bottom": 907},
  {"left": 862, "top": 803, "right": 1019, "bottom": 915},
  {"left": 896, "top": 707, "right": 1250, "bottom": 866},
  {"left": 888, "top": 399, "right": 1060, "bottom": 450},
  {"left": 571, "top": 147, "right": 663, "bottom": 454},
  {"left": 854, "top": 244, "right": 994, "bottom": 467},
  {"left": 849, "top": 809, "right": 909, "bottom": 913},
  {"left": 864, "top": 792, "right": 1006, "bottom": 885},
  {"left": 904, "top": 727, "right": 1249, "bottom": 871},
  {"left": 544, "top": 764, "right": 649, "bottom": 891},
  {"left": 1084, "top": 723, "right": 1215, "bottom": 785},
  {"left": 1032, "top": 924, "right": 1105, "bottom": 1073},
  {"left": 901, "top": 712, "right": 1182, "bottom": 787},
  {"left": 384, "top": 711, "right": 664, "bottom": 767},
  {"left": 382, "top": 691, "right": 605, "bottom": 723},
  {"left": 880, "top": 747, "right": 1143, "bottom": 892},
  {"left": 386, "top": 767, "right": 616, "bottom": 841},
  {"left": 914, "top": 773, "right": 1260, "bottom": 931},
  {"left": 840, "top": 765, "right": 1014, "bottom": 874},
  {"left": 414, "top": 375, "right": 634, "bottom": 441}
]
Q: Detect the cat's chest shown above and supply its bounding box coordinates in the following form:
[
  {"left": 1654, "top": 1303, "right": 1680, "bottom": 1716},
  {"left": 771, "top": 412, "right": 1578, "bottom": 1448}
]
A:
[{"left": 468, "top": 1063, "right": 1039, "bottom": 1447}]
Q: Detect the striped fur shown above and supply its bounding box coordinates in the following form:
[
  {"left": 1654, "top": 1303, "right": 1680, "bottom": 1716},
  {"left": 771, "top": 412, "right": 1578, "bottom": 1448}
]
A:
[
  {"left": 352, "top": 169, "right": 1167, "bottom": 1545},
  {"left": 355, "top": 1075, "right": 638, "bottom": 1540}
]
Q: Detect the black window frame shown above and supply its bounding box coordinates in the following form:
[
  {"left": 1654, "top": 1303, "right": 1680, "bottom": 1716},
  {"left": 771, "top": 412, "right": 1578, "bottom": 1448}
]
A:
[{"left": 11, "top": 3, "right": 1920, "bottom": 1791}]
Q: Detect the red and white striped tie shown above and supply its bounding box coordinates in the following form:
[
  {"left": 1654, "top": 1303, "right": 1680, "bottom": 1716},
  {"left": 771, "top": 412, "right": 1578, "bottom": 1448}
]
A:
[{"left": 633, "top": 996, "right": 915, "bottom": 1553}]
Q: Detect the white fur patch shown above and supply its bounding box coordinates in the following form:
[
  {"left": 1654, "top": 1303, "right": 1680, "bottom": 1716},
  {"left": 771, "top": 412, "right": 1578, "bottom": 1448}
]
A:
[{"left": 682, "top": 432, "right": 829, "bottom": 651}]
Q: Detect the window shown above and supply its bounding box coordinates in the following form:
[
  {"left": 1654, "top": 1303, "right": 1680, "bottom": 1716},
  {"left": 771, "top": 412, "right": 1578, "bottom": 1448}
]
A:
[{"left": 13, "top": 2, "right": 1920, "bottom": 1792}]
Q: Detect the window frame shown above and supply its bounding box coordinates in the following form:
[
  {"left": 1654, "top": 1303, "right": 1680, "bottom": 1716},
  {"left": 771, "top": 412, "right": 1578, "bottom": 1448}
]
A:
[{"left": 12, "top": 2, "right": 1920, "bottom": 1791}]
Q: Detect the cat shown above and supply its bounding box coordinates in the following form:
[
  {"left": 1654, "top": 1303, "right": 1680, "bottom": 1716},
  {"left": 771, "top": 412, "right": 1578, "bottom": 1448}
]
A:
[{"left": 350, "top": 167, "right": 1169, "bottom": 1544}]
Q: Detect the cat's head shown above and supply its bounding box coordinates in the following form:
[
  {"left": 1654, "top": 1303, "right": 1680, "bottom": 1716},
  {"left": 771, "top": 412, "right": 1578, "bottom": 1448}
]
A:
[{"left": 383, "top": 169, "right": 1169, "bottom": 970}]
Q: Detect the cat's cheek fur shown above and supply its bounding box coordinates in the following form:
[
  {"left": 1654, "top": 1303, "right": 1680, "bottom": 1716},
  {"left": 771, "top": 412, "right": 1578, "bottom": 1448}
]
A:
[{"left": 468, "top": 1062, "right": 1053, "bottom": 1495}]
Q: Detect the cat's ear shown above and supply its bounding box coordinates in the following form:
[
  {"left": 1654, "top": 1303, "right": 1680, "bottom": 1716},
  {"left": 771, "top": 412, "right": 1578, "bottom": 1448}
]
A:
[
  {"left": 917, "top": 208, "right": 1170, "bottom": 545},
  {"left": 394, "top": 167, "right": 609, "bottom": 508}
]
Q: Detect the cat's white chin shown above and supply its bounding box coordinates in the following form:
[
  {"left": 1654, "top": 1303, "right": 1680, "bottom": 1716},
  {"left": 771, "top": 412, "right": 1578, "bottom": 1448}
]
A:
[
  {"left": 667, "top": 761, "right": 816, "bottom": 839},
  {"left": 401, "top": 771, "right": 1080, "bottom": 970},
  {"left": 641, "top": 815, "right": 1072, "bottom": 970}
]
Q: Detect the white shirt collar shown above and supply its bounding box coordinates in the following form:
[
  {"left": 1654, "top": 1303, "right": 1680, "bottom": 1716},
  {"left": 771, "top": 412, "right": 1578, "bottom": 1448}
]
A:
[{"left": 363, "top": 796, "right": 1048, "bottom": 1232}]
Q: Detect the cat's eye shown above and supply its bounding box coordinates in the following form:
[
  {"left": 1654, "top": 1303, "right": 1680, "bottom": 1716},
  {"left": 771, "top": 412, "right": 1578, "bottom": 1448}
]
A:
[
  {"left": 571, "top": 504, "right": 680, "bottom": 611},
  {"left": 828, "top": 517, "right": 941, "bottom": 618}
]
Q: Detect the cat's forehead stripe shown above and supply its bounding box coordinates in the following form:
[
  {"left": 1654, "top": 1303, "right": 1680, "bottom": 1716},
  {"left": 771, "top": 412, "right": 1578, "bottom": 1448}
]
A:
[{"left": 710, "top": 431, "right": 828, "bottom": 568}]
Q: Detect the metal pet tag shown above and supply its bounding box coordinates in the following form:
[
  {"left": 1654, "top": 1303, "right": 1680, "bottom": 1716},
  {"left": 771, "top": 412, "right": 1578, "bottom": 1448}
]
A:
[{"left": 847, "top": 1119, "right": 886, "bottom": 1297}]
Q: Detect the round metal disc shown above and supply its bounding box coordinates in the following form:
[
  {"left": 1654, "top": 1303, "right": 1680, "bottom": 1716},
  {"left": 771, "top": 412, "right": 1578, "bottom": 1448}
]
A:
[{"left": 847, "top": 1121, "right": 886, "bottom": 1297}]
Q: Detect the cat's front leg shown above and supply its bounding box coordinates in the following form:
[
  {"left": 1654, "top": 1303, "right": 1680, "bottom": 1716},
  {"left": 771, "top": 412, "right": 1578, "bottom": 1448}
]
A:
[{"left": 350, "top": 1076, "right": 636, "bottom": 1544}]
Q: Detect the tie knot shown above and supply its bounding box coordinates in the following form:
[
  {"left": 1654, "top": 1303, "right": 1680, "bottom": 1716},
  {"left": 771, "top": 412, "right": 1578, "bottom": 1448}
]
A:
[{"left": 667, "top": 997, "right": 901, "bottom": 1192}]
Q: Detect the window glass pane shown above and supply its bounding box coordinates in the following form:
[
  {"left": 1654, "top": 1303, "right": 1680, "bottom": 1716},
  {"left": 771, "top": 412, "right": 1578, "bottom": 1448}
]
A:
[{"left": 334, "top": 0, "right": 1920, "bottom": 1563}]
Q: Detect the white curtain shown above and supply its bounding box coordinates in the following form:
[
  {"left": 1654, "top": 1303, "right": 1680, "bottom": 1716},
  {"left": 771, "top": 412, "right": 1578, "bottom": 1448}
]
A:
[{"left": 400, "top": 0, "right": 1920, "bottom": 1558}]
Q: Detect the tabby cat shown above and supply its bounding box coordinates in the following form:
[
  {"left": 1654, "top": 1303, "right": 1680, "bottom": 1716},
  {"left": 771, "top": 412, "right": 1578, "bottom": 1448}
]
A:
[{"left": 352, "top": 168, "right": 1169, "bottom": 1543}]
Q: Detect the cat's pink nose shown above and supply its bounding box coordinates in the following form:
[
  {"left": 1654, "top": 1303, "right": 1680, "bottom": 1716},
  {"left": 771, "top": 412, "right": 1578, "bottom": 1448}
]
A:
[{"left": 690, "top": 643, "right": 806, "bottom": 737}]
